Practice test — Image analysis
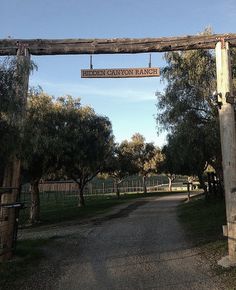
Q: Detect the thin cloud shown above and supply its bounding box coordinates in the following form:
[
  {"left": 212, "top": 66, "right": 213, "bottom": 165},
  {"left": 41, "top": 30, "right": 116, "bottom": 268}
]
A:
[{"left": 29, "top": 78, "right": 158, "bottom": 103}]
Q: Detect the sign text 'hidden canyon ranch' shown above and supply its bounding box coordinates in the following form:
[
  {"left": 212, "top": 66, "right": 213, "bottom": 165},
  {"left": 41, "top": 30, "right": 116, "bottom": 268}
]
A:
[{"left": 81, "top": 67, "right": 160, "bottom": 78}]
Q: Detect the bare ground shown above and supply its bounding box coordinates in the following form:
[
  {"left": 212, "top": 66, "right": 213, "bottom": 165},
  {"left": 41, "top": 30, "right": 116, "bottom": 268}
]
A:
[{"left": 12, "top": 193, "right": 225, "bottom": 290}]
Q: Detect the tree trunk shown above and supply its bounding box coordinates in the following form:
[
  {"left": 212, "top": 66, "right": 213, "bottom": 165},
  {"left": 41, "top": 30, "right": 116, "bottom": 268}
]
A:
[
  {"left": 115, "top": 180, "right": 120, "bottom": 199},
  {"left": 168, "top": 177, "right": 172, "bottom": 192},
  {"left": 211, "top": 173, "right": 217, "bottom": 196},
  {"left": 216, "top": 169, "right": 224, "bottom": 197},
  {"left": 207, "top": 172, "right": 212, "bottom": 195},
  {"left": 187, "top": 183, "right": 191, "bottom": 201},
  {"left": 78, "top": 184, "right": 85, "bottom": 207},
  {"left": 29, "top": 180, "right": 40, "bottom": 224},
  {"left": 198, "top": 173, "right": 207, "bottom": 197},
  {"left": 143, "top": 175, "right": 147, "bottom": 194}
]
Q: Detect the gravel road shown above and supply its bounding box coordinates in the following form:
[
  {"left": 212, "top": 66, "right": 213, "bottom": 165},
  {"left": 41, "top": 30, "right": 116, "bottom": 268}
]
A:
[{"left": 18, "top": 193, "right": 224, "bottom": 290}]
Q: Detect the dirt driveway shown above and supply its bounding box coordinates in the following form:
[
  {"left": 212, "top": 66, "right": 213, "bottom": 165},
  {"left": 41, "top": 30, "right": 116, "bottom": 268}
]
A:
[{"left": 17, "top": 193, "right": 223, "bottom": 290}]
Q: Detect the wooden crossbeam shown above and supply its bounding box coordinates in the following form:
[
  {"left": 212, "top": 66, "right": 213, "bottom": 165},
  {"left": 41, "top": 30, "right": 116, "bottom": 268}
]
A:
[{"left": 1, "top": 33, "right": 236, "bottom": 56}]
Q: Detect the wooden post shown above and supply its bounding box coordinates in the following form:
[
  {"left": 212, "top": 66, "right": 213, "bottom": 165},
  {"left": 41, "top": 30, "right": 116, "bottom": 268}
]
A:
[
  {"left": 216, "top": 41, "right": 236, "bottom": 267},
  {"left": 0, "top": 45, "right": 30, "bottom": 262}
]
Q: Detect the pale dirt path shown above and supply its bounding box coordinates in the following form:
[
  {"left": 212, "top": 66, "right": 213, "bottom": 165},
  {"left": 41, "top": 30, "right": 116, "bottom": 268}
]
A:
[{"left": 16, "top": 193, "right": 224, "bottom": 290}]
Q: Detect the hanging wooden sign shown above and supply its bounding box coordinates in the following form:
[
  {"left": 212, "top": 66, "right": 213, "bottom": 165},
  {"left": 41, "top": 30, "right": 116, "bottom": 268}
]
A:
[{"left": 81, "top": 67, "right": 160, "bottom": 78}]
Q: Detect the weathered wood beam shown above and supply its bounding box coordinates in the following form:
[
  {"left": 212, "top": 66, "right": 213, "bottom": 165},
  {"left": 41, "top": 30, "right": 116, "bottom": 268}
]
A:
[
  {"left": 1, "top": 33, "right": 236, "bottom": 56},
  {"left": 216, "top": 41, "right": 236, "bottom": 267}
]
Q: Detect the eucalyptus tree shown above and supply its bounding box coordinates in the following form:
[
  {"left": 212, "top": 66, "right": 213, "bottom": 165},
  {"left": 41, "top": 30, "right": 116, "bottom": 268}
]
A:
[
  {"left": 156, "top": 45, "right": 222, "bottom": 183},
  {"left": 0, "top": 57, "right": 36, "bottom": 185},
  {"left": 56, "top": 98, "right": 115, "bottom": 207},
  {"left": 106, "top": 142, "right": 138, "bottom": 198},
  {"left": 125, "top": 133, "right": 162, "bottom": 194},
  {"left": 161, "top": 122, "right": 210, "bottom": 193},
  {"left": 22, "top": 90, "right": 61, "bottom": 224},
  {"left": 0, "top": 58, "right": 20, "bottom": 184}
]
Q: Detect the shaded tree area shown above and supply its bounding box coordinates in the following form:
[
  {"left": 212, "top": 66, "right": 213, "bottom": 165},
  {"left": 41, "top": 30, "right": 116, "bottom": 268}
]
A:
[
  {"left": 0, "top": 57, "right": 116, "bottom": 223},
  {"left": 0, "top": 58, "right": 20, "bottom": 185},
  {"left": 0, "top": 57, "right": 36, "bottom": 186},
  {"left": 156, "top": 37, "right": 224, "bottom": 195},
  {"left": 105, "top": 142, "right": 138, "bottom": 198},
  {"left": 21, "top": 93, "right": 115, "bottom": 221},
  {"left": 161, "top": 123, "right": 210, "bottom": 193}
]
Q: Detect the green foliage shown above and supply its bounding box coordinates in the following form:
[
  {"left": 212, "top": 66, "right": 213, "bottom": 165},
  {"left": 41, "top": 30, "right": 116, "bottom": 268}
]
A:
[
  {"left": 21, "top": 92, "right": 115, "bottom": 214},
  {"left": 0, "top": 58, "right": 19, "bottom": 181},
  {"left": 162, "top": 122, "right": 209, "bottom": 176},
  {"left": 116, "top": 133, "right": 163, "bottom": 193},
  {"left": 55, "top": 96, "right": 115, "bottom": 206},
  {"left": 104, "top": 142, "right": 139, "bottom": 197},
  {"left": 22, "top": 90, "right": 59, "bottom": 182},
  {"left": 107, "top": 143, "right": 138, "bottom": 181},
  {"left": 156, "top": 42, "right": 222, "bottom": 179},
  {"left": 0, "top": 58, "right": 17, "bottom": 113},
  {"left": 0, "top": 57, "right": 36, "bottom": 184},
  {"left": 157, "top": 49, "right": 216, "bottom": 131},
  {"left": 125, "top": 133, "right": 162, "bottom": 177}
]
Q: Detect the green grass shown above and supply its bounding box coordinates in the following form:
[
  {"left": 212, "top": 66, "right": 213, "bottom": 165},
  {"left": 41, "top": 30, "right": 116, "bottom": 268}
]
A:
[
  {"left": 178, "top": 196, "right": 227, "bottom": 245},
  {"left": 178, "top": 196, "right": 236, "bottom": 289},
  {"left": 0, "top": 239, "right": 50, "bottom": 289},
  {"left": 20, "top": 191, "right": 174, "bottom": 226},
  {"left": 20, "top": 194, "right": 125, "bottom": 225}
]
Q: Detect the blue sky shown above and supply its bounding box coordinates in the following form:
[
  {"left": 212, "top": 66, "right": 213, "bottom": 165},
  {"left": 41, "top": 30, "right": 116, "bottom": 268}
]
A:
[{"left": 1, "top": 0, "right": 235, "bottom": 146}]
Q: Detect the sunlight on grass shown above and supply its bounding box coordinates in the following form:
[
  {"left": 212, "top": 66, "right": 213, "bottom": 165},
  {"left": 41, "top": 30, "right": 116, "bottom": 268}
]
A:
[{"left": 178, "top": 197, "right": 236, "bottom": 289}]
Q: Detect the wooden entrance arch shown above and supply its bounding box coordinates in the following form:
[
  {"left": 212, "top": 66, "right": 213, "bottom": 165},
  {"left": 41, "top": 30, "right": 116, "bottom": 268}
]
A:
[{"left": 0, "top": 33, "right": 236, "bottom": 266}]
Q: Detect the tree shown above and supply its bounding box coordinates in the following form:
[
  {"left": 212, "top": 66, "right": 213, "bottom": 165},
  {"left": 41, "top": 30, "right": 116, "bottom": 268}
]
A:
[
  {"left": 156, "top": 39, "right": 222, "bottom": 189},
  {"left": 159, "top": 146, "right": 176, "bottom": 192},
  {"left": 0, "top": 57, "right": 36, "bottom": 185},
  {"left": 0, "top": 56, "right": 36, "bottom": 260},
  {"left": 106, "top": 142, "right": 138, "bottom": 198},
  {"left": 0, "top": 58, "right": 20, "bottom": 184},
  {"left": 125, "top": 133, "right": 162, "bottom": 194},
  {"left": 161, "top": 122, "right": 210, "bottom": 193},
  {"left": 22, "top": 90, "right": 61, "bottom": 224},
  {"left": 57, "top": 98, "right": 114, "bottom": 207}
]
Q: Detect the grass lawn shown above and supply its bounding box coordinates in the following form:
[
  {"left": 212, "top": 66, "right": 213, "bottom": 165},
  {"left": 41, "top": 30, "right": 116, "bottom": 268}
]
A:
[
  {"left": 19, "top": 191, "right": 176, "bottom": 226},
  {"left": 178, "top": 196, "right": 236, "bottom": 289}
]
